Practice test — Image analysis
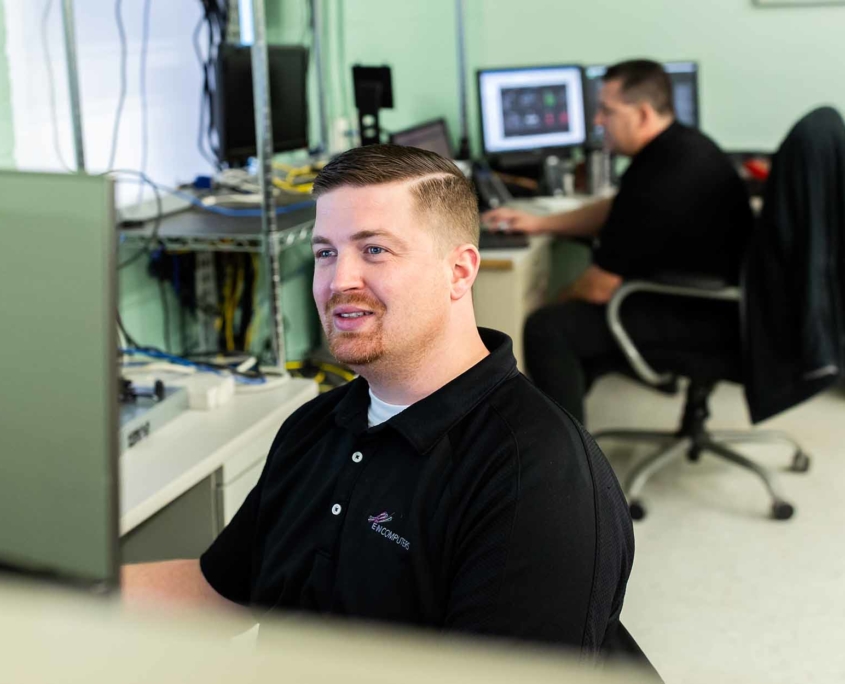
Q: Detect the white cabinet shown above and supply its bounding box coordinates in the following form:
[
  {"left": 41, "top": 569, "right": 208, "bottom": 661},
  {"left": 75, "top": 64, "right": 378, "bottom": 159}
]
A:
[
  {"left": 216, "top": 424, "right": 278, "bottom": 527},
  {"left": 120, "top": 378, "right": 319, "bottom": 549},
  {"left": 219, "top": 459, "right": 265, "bottom": 527},
  {"left": 474, "top": 236, "right": 553, "bottom": 372}
]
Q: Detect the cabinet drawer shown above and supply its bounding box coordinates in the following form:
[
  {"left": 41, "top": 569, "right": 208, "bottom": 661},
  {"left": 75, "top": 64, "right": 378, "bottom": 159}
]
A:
[
  {"left": 219, "top": 425, "right": 277, "bottom": 485},
  {"left": 218, "top": 458, "right": 265, "bottom": 527}
]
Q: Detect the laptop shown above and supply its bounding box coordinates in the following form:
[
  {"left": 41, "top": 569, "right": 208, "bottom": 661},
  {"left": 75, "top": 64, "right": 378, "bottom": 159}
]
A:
[{"left": 390, "top": 118, "right": 454, "bottom": 160}]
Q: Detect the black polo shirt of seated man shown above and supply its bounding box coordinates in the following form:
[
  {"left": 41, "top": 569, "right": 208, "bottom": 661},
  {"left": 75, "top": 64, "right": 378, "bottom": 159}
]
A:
[
  {"left": 594, "top": 121, "right": 753, "bottom": 283},
  {"left": 200, "top": 328, "right": 634, "bottom": 654}
]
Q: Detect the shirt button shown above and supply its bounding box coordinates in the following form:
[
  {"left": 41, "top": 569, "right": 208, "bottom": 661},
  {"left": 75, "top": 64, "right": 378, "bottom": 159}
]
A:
[
  {"left": 331, "top": 504, "right": 342, "bottom": 516},
  {"left": 352, "top": 451, "right": 363, "bottom": 463}
]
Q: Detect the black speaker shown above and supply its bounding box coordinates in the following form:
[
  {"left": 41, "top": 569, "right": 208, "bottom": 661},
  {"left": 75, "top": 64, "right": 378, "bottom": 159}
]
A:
[{"left": 352, "top": 65, "right": 393, "bottom": 146}]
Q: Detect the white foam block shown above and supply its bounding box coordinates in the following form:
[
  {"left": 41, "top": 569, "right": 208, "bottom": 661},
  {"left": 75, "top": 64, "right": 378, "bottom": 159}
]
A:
[{"left": 184, "top": 374, "right": 236, "bottom": 410}]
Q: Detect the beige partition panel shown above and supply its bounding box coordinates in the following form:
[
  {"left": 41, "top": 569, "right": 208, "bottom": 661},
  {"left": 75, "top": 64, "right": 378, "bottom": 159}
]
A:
[{"left": 0, "top": 170, "right": 118, "bottom": 588}]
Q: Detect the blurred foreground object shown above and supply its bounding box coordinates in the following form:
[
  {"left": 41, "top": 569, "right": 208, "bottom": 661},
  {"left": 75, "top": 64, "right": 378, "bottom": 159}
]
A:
[{"left": 0, "top": 578, "right": 657, "bottom": 684}]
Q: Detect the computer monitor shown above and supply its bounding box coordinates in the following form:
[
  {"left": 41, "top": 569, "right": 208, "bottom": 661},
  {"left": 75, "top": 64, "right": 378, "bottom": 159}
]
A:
[
  {"left": 214, "top": 44, "right": 309, "bottom": 166},
  {"left": 584, "top": 61, "right": 700, "bottom": 147},
  {"left": 389, "top": 118, "right": 454, "bottom": 159},
  {"left": 477, "top": 65, "right": 587, "bottom": 158},
  {"left": 583, "top": 64, "right": 609, "bottom": 148},
  {"left": 0, "top": 171, "right": 119, "bottom": 591},
  {"left": 664, "top": 61, "right": 700, "bottom": 129}
]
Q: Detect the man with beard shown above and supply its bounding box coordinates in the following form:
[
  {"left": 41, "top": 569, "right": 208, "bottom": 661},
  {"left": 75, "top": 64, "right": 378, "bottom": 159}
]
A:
[{"left": 123, "top": 145, "right": 633, "bottom": 656}]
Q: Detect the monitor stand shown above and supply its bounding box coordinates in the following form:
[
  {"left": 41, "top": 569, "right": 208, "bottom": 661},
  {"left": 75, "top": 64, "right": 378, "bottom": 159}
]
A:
[
  {"left": 489, "top": 149, "right": 575, "bottom": 196},
  {"left": 585, "top": 147, "right": 617, "bottom": 194}
]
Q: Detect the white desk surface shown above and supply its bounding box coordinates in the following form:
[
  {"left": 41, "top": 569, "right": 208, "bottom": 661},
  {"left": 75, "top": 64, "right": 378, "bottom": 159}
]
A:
[{"left": 120, "top": 377, "right": 318, "bottom": 535}]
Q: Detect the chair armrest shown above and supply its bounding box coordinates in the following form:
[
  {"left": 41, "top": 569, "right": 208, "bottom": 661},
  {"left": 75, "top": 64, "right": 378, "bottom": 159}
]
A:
[
  {"left": 649, "top": 271, "right": 733, "bottom": 291},
  {"left": 606, "top": 278, "right": 741, "bottom": 386}
]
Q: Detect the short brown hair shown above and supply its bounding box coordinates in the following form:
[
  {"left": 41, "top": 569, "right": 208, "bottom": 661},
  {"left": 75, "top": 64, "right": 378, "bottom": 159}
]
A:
[
  {"left": 312, "top": 144, "right": 479, "bottom": 249},
  {"left": 603, "top": 59, "right": 674, "bottom": 117}
]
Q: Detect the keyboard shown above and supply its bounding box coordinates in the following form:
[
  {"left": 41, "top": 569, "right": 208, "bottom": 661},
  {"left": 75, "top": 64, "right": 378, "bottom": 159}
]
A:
[{"left": 478, "top": 230, "right": 529, "bottom": 250}]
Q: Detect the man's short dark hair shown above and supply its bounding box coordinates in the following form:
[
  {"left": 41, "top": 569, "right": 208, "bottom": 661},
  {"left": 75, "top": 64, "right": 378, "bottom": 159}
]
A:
[
  {"left": 602, "top": 59, "right": 675, "bottom": 117},
  {"left": 312, "top": 144, "right": 480, "bottom": 249}
]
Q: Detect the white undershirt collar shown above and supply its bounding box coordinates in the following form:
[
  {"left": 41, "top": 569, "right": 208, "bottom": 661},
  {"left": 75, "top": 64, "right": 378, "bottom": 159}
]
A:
[{"left": 368, "top": 389, "right": 411, "bottom": 427}]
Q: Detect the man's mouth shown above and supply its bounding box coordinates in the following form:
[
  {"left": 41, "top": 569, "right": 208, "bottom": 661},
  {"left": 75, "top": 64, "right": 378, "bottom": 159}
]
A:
[{"left": 337, "top": 311, "right": 373, "bottom": 319}]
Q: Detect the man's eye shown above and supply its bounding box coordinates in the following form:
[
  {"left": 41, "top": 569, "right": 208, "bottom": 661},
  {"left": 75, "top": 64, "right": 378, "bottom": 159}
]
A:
[
  {"left": 315, "top": 249, "right": 335, "bottom": 259},
  {"left": 366, "top": 246, "right": 386, "bottom": 255}
]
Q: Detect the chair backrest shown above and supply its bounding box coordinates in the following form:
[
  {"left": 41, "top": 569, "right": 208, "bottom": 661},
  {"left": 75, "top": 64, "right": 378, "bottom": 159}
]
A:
[{"left": 742, "top": 106, "right": 845, "bottom": 423}]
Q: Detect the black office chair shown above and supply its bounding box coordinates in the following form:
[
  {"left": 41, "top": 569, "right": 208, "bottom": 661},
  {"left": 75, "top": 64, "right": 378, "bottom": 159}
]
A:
[
  {"left": 590, "top": 109, "right": 845, "bottom": 521},
  {"left": 593, "top": 274, "right": 808, "bottom": 521}
]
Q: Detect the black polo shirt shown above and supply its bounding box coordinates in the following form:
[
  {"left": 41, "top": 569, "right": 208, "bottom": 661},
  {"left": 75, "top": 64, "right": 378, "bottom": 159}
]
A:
[
  {"left": 594, "top": 121, "right": 753, "bottom": 283},
  {"left": 200, "top": 329, "right": 634, "bottom": 653}
]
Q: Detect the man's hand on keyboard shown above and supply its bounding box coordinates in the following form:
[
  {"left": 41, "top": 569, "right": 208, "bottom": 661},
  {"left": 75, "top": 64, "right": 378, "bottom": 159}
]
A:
[{"left": 480, "top": 208, "right": 546, "bottom": 234}]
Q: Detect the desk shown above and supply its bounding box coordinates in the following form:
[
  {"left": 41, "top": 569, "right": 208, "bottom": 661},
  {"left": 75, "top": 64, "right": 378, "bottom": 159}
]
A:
[
  {"left": 474, "top": 196, "right": 592, "bottom": 371},
  {"left": 120, "top": 378, "right": 318, "bottom": 563},
  {"left": 475, "top": 235, "right": 553, "bottom": 371}
]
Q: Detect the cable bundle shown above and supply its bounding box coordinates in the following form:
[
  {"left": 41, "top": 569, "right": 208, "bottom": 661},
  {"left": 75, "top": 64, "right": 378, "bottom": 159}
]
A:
[{"left": 194, "top": 0, "right": 229, "bottom": 168}]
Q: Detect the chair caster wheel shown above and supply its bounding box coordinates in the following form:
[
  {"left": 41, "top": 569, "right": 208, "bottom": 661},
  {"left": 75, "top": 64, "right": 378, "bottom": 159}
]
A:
[
  {"left": 772, "top": 500, "right": 794, "bottom": 520},
  {"left": 790, "top": 450, "right": 811, "bottom": 473},
  {"left": 629, "top": 500, "right": 647, "bottom": 521}
]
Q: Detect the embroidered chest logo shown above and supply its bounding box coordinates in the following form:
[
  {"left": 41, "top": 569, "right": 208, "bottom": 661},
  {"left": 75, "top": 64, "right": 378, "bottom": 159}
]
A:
[
  {"left": 368, "top": 512, "right": 393, "bottom": 524},
  {"left": 367, "top": 512, "right": 410, "bottom": 551}
]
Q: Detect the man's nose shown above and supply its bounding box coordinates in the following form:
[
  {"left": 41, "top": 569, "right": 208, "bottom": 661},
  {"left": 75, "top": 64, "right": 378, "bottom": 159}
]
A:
[{"left": 330, "top": 252, "right": 364, "bottom": 294}]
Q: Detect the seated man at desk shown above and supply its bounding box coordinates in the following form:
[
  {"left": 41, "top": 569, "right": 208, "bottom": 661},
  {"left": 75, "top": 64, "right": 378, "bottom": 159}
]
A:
[
  {"left": 483, "top": 59, "right": 752, "bottom": 423},
  {"left": 123, "top": 144, "right": 634, "bottom": 655}
]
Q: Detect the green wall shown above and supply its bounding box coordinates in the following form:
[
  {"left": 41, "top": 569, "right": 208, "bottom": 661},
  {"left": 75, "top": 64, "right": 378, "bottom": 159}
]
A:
[
  {"left": 7, "top": 0, "right": 842, "bottom": 160},
  {"left": 328, "top": 0, "right": 845, "bottom": 153}
]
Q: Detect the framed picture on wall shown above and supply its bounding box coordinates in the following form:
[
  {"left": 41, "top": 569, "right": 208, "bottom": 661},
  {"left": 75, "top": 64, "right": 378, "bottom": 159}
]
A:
[{"left": 754, "top": 0, "right": 845, "bottom": 6}]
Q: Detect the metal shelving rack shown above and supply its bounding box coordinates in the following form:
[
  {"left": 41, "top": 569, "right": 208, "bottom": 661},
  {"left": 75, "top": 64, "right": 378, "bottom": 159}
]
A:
[
  {"left": 248, "top": 0, "right": 287, "bottom": 367},
  {"left": 60, "top": 0, "right": 324, "bottom": 369},
  {"left": 118, "top": 209, "right": 315, "bottom": 254},
  {"left": 120, "top": 223, "right": 314, "bottom": 254},
  {"left": 61, "top": 0, "right": 85, "bottom": 171}
]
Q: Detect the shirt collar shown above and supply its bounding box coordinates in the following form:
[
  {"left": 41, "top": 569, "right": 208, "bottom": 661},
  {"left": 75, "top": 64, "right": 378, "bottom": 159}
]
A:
[
  {"left": 635, "top": 120, "right": 680, "bottom": 162},
  {"left": 332, "top": 328, "right": 519, "bottom": 452}
]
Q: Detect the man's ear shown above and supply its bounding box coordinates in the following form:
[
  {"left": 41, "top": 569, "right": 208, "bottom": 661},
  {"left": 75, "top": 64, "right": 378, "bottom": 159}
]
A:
[
  {"left": 449, "top": 243, "right": 481, "bottom": 301},
  {"left": 637, "top": 102, "right": 650, "bottom": 127}
]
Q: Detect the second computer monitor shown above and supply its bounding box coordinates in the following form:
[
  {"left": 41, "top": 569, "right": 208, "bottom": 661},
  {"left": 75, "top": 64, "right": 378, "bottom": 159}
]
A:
[
  {"left": 664, "top": 61, "right": 699, "bottom": 128},
  {"left": 477, "top": 65, "right": 586, "bottom": 158},
  {"left": 214, "top": 44, "right": 310, "bottom": 166},
  {"left": 585, "top": 61, "right": 700, "bottom": 147}
]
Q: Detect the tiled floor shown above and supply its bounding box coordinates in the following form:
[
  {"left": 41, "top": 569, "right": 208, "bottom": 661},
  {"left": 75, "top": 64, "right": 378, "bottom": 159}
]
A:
[{"left": 585, "top": 375, "right": 845, "bottom": 683}]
